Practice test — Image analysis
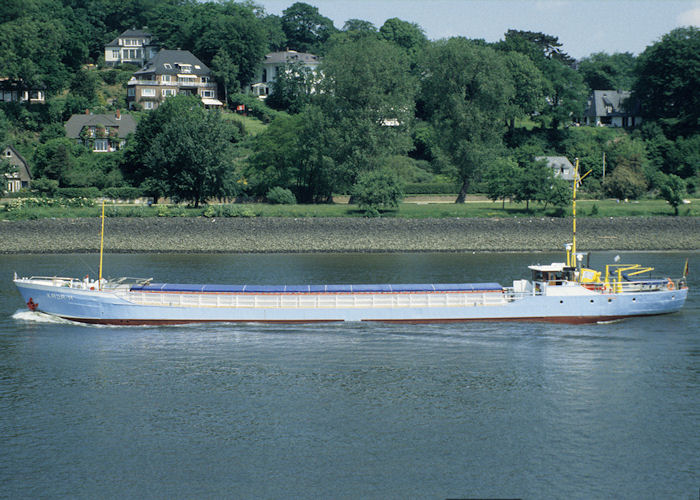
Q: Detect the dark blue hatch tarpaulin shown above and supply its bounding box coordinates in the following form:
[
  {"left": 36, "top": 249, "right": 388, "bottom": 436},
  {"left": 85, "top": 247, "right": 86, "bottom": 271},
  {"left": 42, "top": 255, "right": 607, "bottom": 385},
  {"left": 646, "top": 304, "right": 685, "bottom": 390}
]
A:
[{"left": 130, "top": 282, "right": 504, "bottom": 293}]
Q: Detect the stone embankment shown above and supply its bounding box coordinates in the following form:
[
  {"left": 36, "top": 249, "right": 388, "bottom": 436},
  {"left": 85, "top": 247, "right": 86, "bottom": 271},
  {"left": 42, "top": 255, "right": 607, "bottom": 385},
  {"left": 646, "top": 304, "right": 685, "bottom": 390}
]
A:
[{"left": 1, "top": 217, "right": 698, "bottom": 254}]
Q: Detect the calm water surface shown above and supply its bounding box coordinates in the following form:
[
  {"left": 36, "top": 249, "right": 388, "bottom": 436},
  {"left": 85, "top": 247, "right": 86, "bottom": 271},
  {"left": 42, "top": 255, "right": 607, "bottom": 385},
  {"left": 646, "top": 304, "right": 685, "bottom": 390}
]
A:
[{"left": 1, "top": 252, "right": 698, "bottom": 499}]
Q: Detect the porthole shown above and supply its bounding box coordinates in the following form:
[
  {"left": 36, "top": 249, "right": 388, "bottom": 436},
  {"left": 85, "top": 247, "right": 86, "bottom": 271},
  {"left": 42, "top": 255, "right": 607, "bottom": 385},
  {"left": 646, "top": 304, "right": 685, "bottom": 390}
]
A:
[
  {"left": 560, "top": 300, "right": 564, "bottom": 304},
  {"left": 590, "top": 299, "right": 595, "bottom": 303},
  {"left": 632, "top": 297, "right": 636, "bottom": 302},
  {"left": 608, "top": 298, "right": 612, "bottom": 303}
]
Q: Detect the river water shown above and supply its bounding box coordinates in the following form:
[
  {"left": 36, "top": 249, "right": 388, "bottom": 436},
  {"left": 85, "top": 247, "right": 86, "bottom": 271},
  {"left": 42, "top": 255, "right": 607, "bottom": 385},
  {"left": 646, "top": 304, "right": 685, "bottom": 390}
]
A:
[{"left": 1, "top": 252, "right": 698, "bottom": 499}]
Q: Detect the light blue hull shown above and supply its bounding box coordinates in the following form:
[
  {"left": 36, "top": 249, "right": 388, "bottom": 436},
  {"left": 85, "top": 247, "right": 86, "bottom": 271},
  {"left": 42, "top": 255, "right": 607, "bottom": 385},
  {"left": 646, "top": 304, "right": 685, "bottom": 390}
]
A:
[{"left": 14, "top": 280, "right": 688, "bottom": 325}]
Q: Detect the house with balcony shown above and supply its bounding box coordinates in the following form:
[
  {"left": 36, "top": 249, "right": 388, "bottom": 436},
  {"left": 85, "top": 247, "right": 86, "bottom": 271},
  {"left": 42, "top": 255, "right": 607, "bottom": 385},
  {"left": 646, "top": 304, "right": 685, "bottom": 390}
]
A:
[
  {"left": 64, "top": 110, "right": 137, "bottom": 152},
  {"left": 127, "top": 50, "right": 222, "bottom": 110},
  {"left": 583, "top": 90, "right": 642, "bottom": 128},
  {"left": 2, "top": 145, "right": 32, "bottom": 193},
  {"left": 249, "top": 50, "right": 321, "bottom": 99},
  {"left": 104, "top": 28, "right": 159, "bottom": 67}
]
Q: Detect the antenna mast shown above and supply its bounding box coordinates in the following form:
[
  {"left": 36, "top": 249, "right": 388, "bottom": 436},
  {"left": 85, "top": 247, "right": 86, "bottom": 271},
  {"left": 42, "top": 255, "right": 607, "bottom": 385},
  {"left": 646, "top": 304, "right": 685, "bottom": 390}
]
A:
[{"left": 99, "top": 200, "right": 105, "bottom": 290}]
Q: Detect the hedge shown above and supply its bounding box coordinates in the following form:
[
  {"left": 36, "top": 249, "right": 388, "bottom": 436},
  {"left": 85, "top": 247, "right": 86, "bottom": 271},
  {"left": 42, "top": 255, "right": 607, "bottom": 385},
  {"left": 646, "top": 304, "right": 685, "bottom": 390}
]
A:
[{"left": 403, "top": 182, "right": 460, "bottom": 195}]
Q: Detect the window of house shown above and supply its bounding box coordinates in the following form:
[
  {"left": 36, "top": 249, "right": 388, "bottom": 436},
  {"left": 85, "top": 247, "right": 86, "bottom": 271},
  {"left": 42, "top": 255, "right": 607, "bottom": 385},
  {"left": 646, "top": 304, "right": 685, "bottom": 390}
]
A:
[
  {"left": 162, "top": 89, "right": 175, "bottom": 97},
  {"left": 94, "top": 139, "right": 108, "bottom": 152},
  {"left": 201, "top": 76, "right": 209, "bottom": 83},
  {"left": 164, "top": 63, "right": 172, "bottom": 69},
  {"left": 262, "top": 69, "right": 267, "bottom": 83},
  {"left": 194, "top": 65, "right": 201, "bottom": 69},
  {"left": 201, "top": 90, "right": 214, "bottom": 98},
  {"left": 112, "top": 49, "right": 119, "bottom": 58},
  {"left": 127, "top": 87, "right": 135, "bottom": 96},
  {"left": 143, "top": 101, "right": 154, "bottom": 110},
  {"left": 141, "top": 88, "right": 156, "bottom": 97},
  {"left": 162, "top": 74, "right": 171, "bottom": 83}
]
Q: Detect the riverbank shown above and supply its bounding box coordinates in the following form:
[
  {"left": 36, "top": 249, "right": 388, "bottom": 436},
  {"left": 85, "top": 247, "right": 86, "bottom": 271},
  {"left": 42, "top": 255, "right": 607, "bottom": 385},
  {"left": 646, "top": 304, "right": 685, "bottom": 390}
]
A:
[{"left": 1, "top": 217, "right": 699, "bottom": 253}]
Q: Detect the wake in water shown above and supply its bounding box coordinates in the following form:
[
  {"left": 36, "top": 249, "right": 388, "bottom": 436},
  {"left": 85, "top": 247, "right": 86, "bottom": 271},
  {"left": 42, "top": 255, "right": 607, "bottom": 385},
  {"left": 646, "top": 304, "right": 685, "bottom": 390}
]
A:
[{"left": 12, "top": 310, "right": 76, "bottom": 325}]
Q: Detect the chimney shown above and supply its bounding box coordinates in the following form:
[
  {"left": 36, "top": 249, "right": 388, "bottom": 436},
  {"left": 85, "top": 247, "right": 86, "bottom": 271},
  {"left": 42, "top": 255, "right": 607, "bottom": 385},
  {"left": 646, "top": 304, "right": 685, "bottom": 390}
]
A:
[{"left": 116, "top": 109, "right": 121, "bottom": 120}]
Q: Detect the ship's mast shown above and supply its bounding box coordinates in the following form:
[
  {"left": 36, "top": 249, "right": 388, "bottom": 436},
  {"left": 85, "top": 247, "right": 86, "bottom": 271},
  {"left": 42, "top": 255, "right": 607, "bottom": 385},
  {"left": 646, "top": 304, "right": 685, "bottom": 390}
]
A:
[
  {"left": 570, "top": 158, "right": 591, "bottom": 268},
  {"left": 99, "top": 200, "right": 105, "bottom": 290}
]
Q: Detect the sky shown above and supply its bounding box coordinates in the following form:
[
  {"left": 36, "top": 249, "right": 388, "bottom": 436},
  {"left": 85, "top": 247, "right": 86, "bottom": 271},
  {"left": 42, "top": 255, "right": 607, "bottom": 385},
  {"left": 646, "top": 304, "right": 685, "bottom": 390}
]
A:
[{"left": 255, "top": 0, "right": 700, "bottom": 59}]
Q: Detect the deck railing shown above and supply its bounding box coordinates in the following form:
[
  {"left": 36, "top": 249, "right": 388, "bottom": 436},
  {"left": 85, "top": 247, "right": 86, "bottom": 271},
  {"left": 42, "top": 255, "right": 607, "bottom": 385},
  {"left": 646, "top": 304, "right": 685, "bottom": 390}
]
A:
[{"left": 121, "top": 290, "right": 509, "bottom": 310}]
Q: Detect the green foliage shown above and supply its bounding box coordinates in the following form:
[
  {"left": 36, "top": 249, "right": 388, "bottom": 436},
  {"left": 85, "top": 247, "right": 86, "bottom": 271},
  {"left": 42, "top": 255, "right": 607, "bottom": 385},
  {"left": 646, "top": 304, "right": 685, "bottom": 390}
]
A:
[
  {"left": 420, "top": 38, "right": 513, "bottom": 202},
  {"left": 265, "top": 61, "right": 317, "bottom": 113},
  {"left": 126, "top": 95, "right": 242, "bottom": 207},
  {"left": 484, "top": 157, "right": 519, "bottom": 207},
  {"left": 266, "top": 186, "right": 297, "bottom": 205},
  {"left": 246, "top": 108, "right": 335, "bottom": 203},
  {"left": 633, "top": 27, "right": 700, "bottom": 138},
  {"left": 229, "top": 93, "right": 282, "bottom": 123},
  {"left": 578, "top": 52, "right": 636, "bottom": 90},
  {"left": 403, "top": 182, "right": 461, "bottom": 195},
  {"left": 379, "top": 18, "right": 427, "bottom": 56},
  {"left": 351, "top": 168, "right": 404, "bottom": 214},
  {"left": 602, "top": 163, "right": 648, "bottom": 200},
  {"left": 57, "top": 187, "right": 100, "bottom": 199},
  {"left": 102, "top": 187, "right": 143, "bottom": 200},
  {"left": 658, "top": 173, "right": 687, "bottom": 215},
  {"left": 281, "top": 2, "right": 337, "bottom": 54},
  {"left": 30, "top": 177, "right": 59, "bottom": 196}
]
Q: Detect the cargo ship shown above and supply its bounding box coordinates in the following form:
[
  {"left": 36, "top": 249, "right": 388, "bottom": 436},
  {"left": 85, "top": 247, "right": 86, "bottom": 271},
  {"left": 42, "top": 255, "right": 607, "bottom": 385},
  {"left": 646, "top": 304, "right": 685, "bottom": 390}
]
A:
[{"left": 13, "top": 161, "right": 688, "bottom": 325}]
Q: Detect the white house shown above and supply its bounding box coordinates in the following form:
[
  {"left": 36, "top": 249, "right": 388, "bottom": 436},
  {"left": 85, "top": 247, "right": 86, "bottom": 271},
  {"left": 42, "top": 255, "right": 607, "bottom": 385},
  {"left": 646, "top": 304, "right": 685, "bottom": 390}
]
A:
[
  {"left": 249, "top": 50, "right": 321, "bottom": 99},
  {"left": 583, "top": 90, "right": 642, "bottom": 128},
  {"left": 536, "top": 156, "right": 575, "bottom": 182},
  {"left": 104, "top": 28, "right": 159, "bottom": 67}
]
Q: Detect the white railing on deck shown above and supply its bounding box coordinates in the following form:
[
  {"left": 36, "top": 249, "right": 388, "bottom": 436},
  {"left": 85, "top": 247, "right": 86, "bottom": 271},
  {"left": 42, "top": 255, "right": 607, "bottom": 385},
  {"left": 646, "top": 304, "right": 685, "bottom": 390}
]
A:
[{"left": 121, "top": 291, "right": 509, "bottom": 310}]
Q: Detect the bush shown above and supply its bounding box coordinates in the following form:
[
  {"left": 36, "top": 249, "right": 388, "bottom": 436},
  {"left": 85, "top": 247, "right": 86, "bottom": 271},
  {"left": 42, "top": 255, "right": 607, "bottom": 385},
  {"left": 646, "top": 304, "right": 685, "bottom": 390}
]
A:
[
  {"left": 229, "top": 93, "right": 282, "bottom": 123},
  {"left": 58, "top": 187, "right": 101, "bottom": 199},
  {"left": 602, "top": 165, "right": 647, "bottom": 200},
  {"left": 403, "top": 182, "right": 460, "bottom": 194},
  {"left": 351, "top": 169, "right": 404, "bottom": 214},
  {"left": 102, "top": 186, "right": 144, "bottom": 200},
  {"left": 31, "top": 178, "right": 60, "bottom": 197},
  {"left": 266, "top": 186, "right": 297, "bottom": 205}
]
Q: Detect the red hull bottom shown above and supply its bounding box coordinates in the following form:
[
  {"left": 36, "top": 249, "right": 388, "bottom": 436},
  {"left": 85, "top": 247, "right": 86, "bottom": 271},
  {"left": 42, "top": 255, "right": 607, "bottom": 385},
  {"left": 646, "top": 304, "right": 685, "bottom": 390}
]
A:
[{"left": 59, "top": 313, "right": 666, "bottom": 326}]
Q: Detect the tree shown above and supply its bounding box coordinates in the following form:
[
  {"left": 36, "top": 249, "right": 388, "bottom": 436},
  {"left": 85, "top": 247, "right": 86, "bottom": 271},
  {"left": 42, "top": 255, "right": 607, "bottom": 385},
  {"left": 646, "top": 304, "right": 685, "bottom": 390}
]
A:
[
  {"left": 342, "top": 19, "right": 377, "bottom": 35},
  {"left": 658, "top": 173, "right": 687, "bottom": 215},
  {"left": 602, "top": 161, "right": 648, "bottom": 200},
  {"left": 512, "top": 158, "right": 553, "bottom": 210},
  {"left": 501, "top": 29, "right": 575, "bottom": 66},
  {"left": 578, "top": 52, "right": 636, "bottom": 90},
  {"left": 126, "top": 95, "right": 240, "bottom": 206},
  {"left": 420, "top": 38, "right": 513, "bottom": 202},
  {"left": 246, "top": 107, "right": 337, "bottom": 203},
  {"left": 633, "top": 27, "right": 700, "bottom": 138},
  {"left": 281, "top": 2, "right": 337, "bottom": 54},
  {"left": 32, "top": 137, "right": 77, "bottom": 185},
  {"left": 188, "top": 2, "right": 268, "bottom": 88},
  {"left": 318, "top": 36, "right": 417, "bottom": 192},
  {"left": 501, "top": 51, "right": 548, "bottom": 135},
  {"left": 379, "top": 18, "right": 427, "bottom": 55},
  {"left": 484, "top": 157, "right": 519, "bottom": 208},
  {"left": 211, "top": 48, "right": 239, "bottom": 107},
  {"left": 351, "top": 168, "right": 404, "bottom": 215}
]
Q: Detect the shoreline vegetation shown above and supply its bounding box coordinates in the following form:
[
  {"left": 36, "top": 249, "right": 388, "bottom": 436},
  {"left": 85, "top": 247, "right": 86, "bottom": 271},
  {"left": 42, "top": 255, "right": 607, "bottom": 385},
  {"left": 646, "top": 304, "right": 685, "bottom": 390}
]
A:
[{"left": 2, "top": 216, "right": 699, "bottom": 254}]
